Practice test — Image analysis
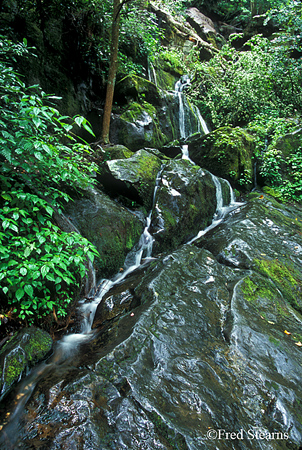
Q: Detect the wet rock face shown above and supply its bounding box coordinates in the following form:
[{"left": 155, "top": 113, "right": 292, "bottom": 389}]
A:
[
  {"left": 150, "top": 159, "right": 217, "bottom": 253},
  {"left": 186, "top": 7, "right": 218, "bottom": 44},
  {"left": 0, "top": 327, "right": 52, "bottom": 401},
  {"left": 186, "top": 126, "right": 255, "bottom": 189},
  {"left": 196, "top": 193, "right": 302, "bottom": 314},
  {"left": 100, "top": 149, "right": 162, "bottom": 210},
  {"left": 17, "top": 221, "right": 302, "bottom": 448},
  {"left": 64, "top": 189, "right": 144, "bottom": 278}
]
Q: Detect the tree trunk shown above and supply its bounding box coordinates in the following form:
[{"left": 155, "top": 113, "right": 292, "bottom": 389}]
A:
[{"left": 101, "top": 0, "right": 121, "bottom": 144}]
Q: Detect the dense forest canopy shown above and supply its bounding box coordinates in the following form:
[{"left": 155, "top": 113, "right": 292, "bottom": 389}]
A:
[{"left": 0, "top": 0, "right": 302, "bottom": 330}]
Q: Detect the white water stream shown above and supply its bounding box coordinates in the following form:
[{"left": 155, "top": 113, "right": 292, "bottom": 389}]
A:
[{"left": 174, "top": 77, "right": 209, "bottom": 160}]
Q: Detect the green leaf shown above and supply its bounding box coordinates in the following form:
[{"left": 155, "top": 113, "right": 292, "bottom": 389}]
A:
[
  {"left": 82, "top": 122, "right": 95, "bottom": 136},
  {"left": 33, "top": 117, "right": 42, "bottom": 128},
  {"left": 24, "top": 284, "right": 34, "bottom": 297},
  {"left": 45, "top": 205, "right": 54, "bottom": 216},
  {"left": 24, "top": 247, "right": 31, "bottom": 257},
  {"left": 2, "top": 220, "right": 9, "bottom": 230},
  {"left": 46, "top": 272, "right": 55, "bottom": 282},
  {"left": 16, "top": 287, "right": 25, "bottom": 301},
  {"left": 20, "top": 267, "right": 27, "bottom": 276},
  {"left": 1, "top": 193, "right": 12, "bottom": 201},
  {"left": 41, "top": 265, "right": 49, "bottom": 277},
  {"left": 74, "top": 116, "right": 83, "bottom": 127}
]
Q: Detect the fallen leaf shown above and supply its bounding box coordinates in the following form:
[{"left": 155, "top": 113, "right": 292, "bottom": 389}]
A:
[
  {"left": 259, "top": 195, "right": 264, "bottom": 199},
  {"left": 295, "top": 341, "right": 302, "bottom": 346},
  {"left": 268, "top": 321, "right": 275, "bottom": 325},
  {"left": 130, "top": 312, "right": 134, "bottom": 317},
  {"left": 284, "top": 330, "right": 291, "bottom": 335}
]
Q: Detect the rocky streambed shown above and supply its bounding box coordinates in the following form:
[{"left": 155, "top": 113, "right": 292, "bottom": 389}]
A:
[{"left": 1, "top": 191, "right": 302, "bottom": 450}]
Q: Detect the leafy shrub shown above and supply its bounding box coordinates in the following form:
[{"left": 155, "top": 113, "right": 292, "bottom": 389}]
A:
[
  {"left": 0, "top": 36, "right": 99, "bottom": 325},
  {"left": 188, "top": 35, "right": 302, "bottom": 129}
]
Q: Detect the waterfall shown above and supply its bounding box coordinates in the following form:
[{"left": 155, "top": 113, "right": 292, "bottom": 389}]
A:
[
  {"left": 58, "top": 165, "right": 165, "bottom": 353},
  {"left": 187, "top": 174, "right": 241, "bottom": 245},
  {"left": 194, "top": 105, "right": 210, "bottom": 135},
  {"left": 175, "top": 75, "right": 191, "bottom": 141},
  {"left": 174, "top": 76, "right": 209, "bottom": 160},
  {"left": 148, "top": 59, "right": 157, "bottom": 86}
]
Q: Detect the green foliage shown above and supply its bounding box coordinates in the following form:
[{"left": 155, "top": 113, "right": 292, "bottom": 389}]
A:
[
  {"left": 157, "top": 48, "right": 186, "bottom": 73},
  {"left": 247, "top": 115, "right": 302, "bottom": 201},
  {"left": 78, "top": 0, "right": 163, "bottom": 80},
  {"left": 153, "top": 0, "right": 189, "bottom": 15},
  {"left": 0, "top": 36, "right": 99, "bottom": 324}
]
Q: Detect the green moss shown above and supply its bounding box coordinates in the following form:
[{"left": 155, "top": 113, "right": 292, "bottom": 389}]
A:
[
  {"left": 254, "top": 258, "right": 302, "bottom": 314},
  {"left": 269, "top": 336, "right": 280, "bottom": 346},
  {"left": 4, "top": 353, "right": 25, "bottom": 386},
  {"left": 23, "top": 330, "right": 52, "bottom": 364},
  {"left": 241, "top": 276, "right": 274, "bottom": 304},
  {"left": 191, "top": 126, "right": 254, "bottom": 189},
  {"left": 262, "top": 186, "right": 284, "bottom": 202}
]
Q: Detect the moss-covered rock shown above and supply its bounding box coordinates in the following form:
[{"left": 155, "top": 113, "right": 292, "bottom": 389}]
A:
[
  {"left": 115, "top": 75, "right": 162, "bottom": 106},
  {"left": 64, "top": 189, "right": 144, "bottom": 278},
  {"left": 0, "top": 327, "right": 52, "bottom": 401},
  {"left": 196, "top": 191, "right": 302, "bottom": 312},
  {"left": 100, "top": 149, "right": 162, "bottom": 210},
  {"left": 150, "top": 159, "right": 218, "bottom": 253},
  {"left": 102, "top": 144, "right": 134, "bottom": 161},
  {"left": 187, "top": 126, "right": 255, "bottom": 189},
  {"left": 110, "top": 101, "right": 176, "bottom": 151}
]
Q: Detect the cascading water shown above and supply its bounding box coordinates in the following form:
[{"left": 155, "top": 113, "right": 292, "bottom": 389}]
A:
[
  {"left": 148, "top": 59, "right": 157, "bottom": 86},
  {"left": 59, "top": 166, "right": 164, "bottom": 354},
  {"left": 174, "top": 76, "right": 209, "bottom": 160},
  {"left": 187, "top": 174, "right": 240, "bottom": 245},
  {"left": 194, "top": 104, "right": 210, "bottom": 135},
  {"left": 174, "top": 78, "right": 241, "bottom": 245}
]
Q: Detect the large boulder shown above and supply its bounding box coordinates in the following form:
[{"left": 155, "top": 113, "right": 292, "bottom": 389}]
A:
[
  {"left": 110, "top": 101, "right": 175, "bottom": 151},
  {"left": 64, "top": 189, "right": 144, "bottom": 278},
  {"left": 187, "top": 126, "right": 255, "bottom": 189},
  {"left": 274, "top": 127, "right": 302, "bottom": 157},
  {"left": 114, "top": 75, "right": 162, "bottom": 106},
  {"left": 100, "top": 149, "right": 162, "bottom": 210},
  {"left": 196, "top": 192, "right": 302, "bottom": 313},
  {"left": 186, "top": 7, "right": 220, "bottom": 47},
  {"left": 150, "top": 159, "right": 218, "bottom": 253},
  {"left": 0, "top": 327, "right": 52, "bottom": 401}
]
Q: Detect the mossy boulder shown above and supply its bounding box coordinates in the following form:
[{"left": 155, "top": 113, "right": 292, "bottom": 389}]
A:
[
  {"left": 152, "top": 55, "right": 184, "bottom": 91},
  {"left": 187, "top": 126, "right": 255, "bottom": 189},
  {"left": 115, "top": 75, "right": 162, "bottom": 106},
  {"left": 196, "top": 191, "right": 302, "bottom": 313},
  {"left": 150, "top": 159, "right": 218, "bottom": 253},
  {"left": 64, "top": 189, "right": 144, "bottom": 278},
  {"left": 274, "top": 128, "right": 302, "bottom": 157},
  {"left": 110, "top": 102, "right": 167, "bottom": 151},
  {"left": 100, "top": 149, "right": 162, "bottom": 210},
  {"left": 102, "top": 145, "right": 134, "bottom": 161},
  {"left": 0, "top": 327, "right": 53, "bottom": 401}
]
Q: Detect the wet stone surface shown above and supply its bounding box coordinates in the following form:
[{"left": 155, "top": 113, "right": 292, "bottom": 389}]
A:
[{"left": 1, "top": 193, "right": 302, "bottom": 450}]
